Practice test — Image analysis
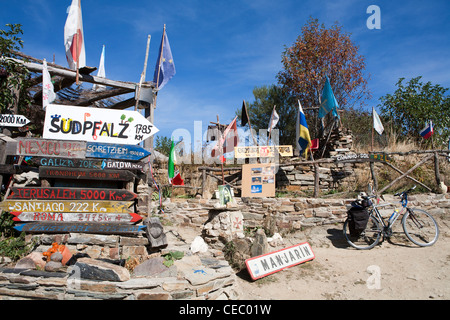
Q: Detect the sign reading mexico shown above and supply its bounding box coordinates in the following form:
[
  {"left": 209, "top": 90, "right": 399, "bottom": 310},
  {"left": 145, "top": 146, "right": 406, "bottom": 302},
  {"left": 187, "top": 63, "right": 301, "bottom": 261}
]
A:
[{"left": 43, "top": 104, "right": 159, "bottom": 145}]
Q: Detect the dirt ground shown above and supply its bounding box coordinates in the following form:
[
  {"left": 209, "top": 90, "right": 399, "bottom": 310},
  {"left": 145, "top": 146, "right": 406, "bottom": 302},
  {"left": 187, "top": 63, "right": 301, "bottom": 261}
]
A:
[{"left": 234, "top": 214, "right": 450, "bottom": 300}]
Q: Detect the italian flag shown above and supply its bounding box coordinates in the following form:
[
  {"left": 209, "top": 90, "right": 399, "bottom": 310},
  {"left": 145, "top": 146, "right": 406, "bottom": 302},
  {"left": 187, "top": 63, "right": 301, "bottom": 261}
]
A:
[{"left": 168, "top": 140, "right": 184, "bottom": 185}]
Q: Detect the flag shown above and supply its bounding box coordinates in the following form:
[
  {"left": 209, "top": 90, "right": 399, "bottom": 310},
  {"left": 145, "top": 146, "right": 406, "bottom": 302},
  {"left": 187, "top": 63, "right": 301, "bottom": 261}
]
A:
[
  {"left": 64, "top": 0, "right": 86, "bottom": 70},
  {"left": 268, "top": 107, "right": 279, "bottom": 130},
  {"left": 168, "top": 140, "right": 184, "bottom": 185},
  {"left": 42, "top": 59, "right": 56, "bottom": 110},
  {"left": 420, "top": 121, "right": 434, "bottom": 139},
  {"left": 241, "top": 100, "right": 248, "bottom": 126},
  {"left": 319, "top": 76, "right": 339, "bottom": 119},
  {"left": 296, "top": 101, "right": 312, "bottom": 158},
  {"left": 153, "top": 27, "right": 176, "bottom": 90},
  {"left": 211, "top": 116, "right": 239, "bottom": 157},
  {"left": 93, "top": 45, "right": 106, "bottom": 91},
  {"left": 373, "top": 107, "right": 384, "bottom": 135}
]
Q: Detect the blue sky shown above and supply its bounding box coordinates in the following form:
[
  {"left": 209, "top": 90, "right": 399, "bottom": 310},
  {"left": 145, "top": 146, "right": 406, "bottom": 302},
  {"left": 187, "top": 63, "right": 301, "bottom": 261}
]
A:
[{"left": 2, "top": 0, "right": 449, "bottom": 145}]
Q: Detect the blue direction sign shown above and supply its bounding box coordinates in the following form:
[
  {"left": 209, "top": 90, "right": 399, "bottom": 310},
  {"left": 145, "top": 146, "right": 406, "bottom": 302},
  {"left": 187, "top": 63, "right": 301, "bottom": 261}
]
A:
[{"left": 86, "top": 142, "right": 151, "bottom": 161}]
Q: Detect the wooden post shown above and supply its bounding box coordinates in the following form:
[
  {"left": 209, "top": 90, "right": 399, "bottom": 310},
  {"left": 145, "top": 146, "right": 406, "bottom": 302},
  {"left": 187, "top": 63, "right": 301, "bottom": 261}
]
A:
[
  {"left": 202, "top": 168, "right": 206, "bottom": 198},
  {"left": 135, "top": 35, "right": 151, "bottom": 111},
  {"left": 313, "top": 163, "right": 320, "bottom": 198},
  {"left": 369, "top": 161, "right": 378, "bottom": 192},
  {"left": 434, "top": 152, "right": 441, "bottom": 187}
]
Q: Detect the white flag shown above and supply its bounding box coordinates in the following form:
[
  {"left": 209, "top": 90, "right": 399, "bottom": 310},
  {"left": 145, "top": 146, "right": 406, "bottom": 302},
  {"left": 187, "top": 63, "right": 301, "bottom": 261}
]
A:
[
  {"left": 64, "top": 0, "right": 86, "bottom": 70},
  {"left": 373, "top": 107, "right": 384, "bottom": 135},
  {"left": 93, "top": 45, "right": 106, "bottom": 91},
  {"left": 42, "top": 59, "right": 56, "bottom": 110},
  {"left": 268, "top": 107, "right": 279, "bottom": 130}
]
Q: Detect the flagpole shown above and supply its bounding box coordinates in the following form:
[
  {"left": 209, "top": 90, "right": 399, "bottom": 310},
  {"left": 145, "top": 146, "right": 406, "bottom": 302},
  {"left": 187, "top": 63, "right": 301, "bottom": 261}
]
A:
[
  {"left": 155, "top": 24, "right": 166, "bottom": 92},
  {"left": 75, "top": 0, "right": 80, "bottom": 85},
  {"left": 135, "top": 35, "right": 151, "bottom": 111},
  {"left": 243, "top": 100, "right": 258, "bottom": 146},
  {"left": 217, "top": 115, "right": 225, "bottom": 185},
  {"left": 268, "top": 105, "right": 276, "bottom": 144}
]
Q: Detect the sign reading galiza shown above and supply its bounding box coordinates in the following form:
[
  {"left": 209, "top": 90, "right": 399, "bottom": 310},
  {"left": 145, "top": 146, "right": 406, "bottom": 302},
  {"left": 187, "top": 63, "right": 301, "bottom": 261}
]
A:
[
  {"left": 245, "top": 242, "right": 315, "bottom": 280},
  {"left": 43, "top": 104, "right": 159, "bottom": 145}
]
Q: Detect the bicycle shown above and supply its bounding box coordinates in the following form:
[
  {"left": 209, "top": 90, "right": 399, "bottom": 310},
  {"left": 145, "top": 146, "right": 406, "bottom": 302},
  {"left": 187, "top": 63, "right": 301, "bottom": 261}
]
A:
[{"left": 343, "top": 186, "right": 440, "bottom": 250}]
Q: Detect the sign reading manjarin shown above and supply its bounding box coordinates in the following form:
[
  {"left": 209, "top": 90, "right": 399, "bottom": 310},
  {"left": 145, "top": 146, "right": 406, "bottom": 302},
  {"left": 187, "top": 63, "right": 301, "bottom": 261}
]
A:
[
  {"left": 245, "top": 242, "right": 315, "bottom": 280},
  {"left": 43, "top": 104, "right": 159, "bottom": 145}
]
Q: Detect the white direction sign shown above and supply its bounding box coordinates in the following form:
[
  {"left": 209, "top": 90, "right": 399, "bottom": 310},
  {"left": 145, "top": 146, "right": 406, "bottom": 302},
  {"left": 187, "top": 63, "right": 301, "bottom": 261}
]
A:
[
  {"left": 0, "top": 114, "right": 30, "bottom": 127},
  {"left": 43, "top": 104, "right": 159, "bottom": 145},
  {"left": 245, "top": 242, "right": 315, "bottom": 280}
]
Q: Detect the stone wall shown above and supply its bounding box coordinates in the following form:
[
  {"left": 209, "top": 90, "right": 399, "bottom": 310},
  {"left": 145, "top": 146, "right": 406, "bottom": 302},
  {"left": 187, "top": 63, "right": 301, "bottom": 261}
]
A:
[{"left": 162, "top": 193, "right": 450, "bottom": 235}]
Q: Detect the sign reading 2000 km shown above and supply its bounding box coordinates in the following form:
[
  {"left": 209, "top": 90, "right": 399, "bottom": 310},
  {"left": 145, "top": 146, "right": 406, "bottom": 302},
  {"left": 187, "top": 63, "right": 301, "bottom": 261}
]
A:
[{"left": 43, "top": 104, "right": 159, "bottom": 145}]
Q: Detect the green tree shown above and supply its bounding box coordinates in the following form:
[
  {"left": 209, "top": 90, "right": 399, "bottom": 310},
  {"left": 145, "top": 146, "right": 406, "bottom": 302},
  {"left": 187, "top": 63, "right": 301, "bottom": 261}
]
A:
[
  {"left": 238, "top": 85, "right": 296, "bottom": 145},
  {"left": 155, "top": 135, "right": 171, "bottom": 156},
  {"left": 0, "top": 24, "right": 32, "bottom": 115},
  {"left": 378, "top": 76, "right": 450, "bottom": 147},
  {"left": 277, "top": 17, "right": 371, "bottom": 138}
]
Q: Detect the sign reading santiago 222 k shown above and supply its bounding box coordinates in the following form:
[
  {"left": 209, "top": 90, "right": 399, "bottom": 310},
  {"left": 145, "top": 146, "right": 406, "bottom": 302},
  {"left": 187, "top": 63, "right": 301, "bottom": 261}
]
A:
[{"left": 43, "top": 104, "right": 158, "bottom": 145}]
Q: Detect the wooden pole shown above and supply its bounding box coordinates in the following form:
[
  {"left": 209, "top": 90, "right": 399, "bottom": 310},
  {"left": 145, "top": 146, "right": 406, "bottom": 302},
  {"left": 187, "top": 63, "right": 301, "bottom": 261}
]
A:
[
  {"left": 135, "top": 35, "right": 151, "bottom": 111},
  {"left": 268, "top": 105, "right": 276, "bottom": 144},
  {"left": 217, "top": 115, "right": 225, "bottom": 185},
  {"left": 243, "top": 100, "right": 258, "bottom": 146},
  {"left": 155, "top": 24, "right": 166, "bottom": 93}
]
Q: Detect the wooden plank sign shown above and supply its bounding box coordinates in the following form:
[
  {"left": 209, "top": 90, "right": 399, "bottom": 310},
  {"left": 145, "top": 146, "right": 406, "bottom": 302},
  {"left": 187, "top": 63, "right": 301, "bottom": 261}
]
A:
[
  {"left": 9, "top": 187, "right": 137, "bottom": 201},
  {"left": 39, "top": 167, "right": 135, "bottom": 181},
  {"left": 1, "top": 200, "right": 133, "bottom": 213},
  {"left": 11, "top": 212, "right": 142, "bottom": 223},
  {"left": 43, "top": 104, "right": 159, "bottom": 145},
  {"left": 86, "top": 142, "right": 151, "bottom": 161},
  {"left": 245, "top": 242, "right": 315, "bottom": 280},
  {"left": 234, "top": 145, "right": 293, "bottom": 158},
  {"left": 0, "top": 114, "right": 30, "bottom": 127},
  {"left": 26, "top": 157, "right": 145, "bottom": 171},
  {"left": 16, "top": 138, "right": 86, "bottom": 159},
  {"left": 14, "top": 222, "right": 145, "bottom": 235}
]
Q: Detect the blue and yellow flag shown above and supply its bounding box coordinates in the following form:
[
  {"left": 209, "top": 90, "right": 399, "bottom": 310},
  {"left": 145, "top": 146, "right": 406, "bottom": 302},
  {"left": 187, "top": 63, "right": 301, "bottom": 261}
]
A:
[
  {"left": 319, "top": 76, "right": 339, "bottom": 119},
  {"left": 297, "top": 101, "right": 311, "bottom": 159},
  {"left": 153, "top": 26, "right": 176, "bottom": 90}
]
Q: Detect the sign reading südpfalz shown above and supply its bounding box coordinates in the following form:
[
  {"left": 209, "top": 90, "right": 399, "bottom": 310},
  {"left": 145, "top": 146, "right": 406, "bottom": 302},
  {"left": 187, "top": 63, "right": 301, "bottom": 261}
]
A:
[
  {"left": 43, "top": 104, "right": 159, "bottom": 145},
  {"left": 245, "top": 242, "right": 315, "bottom": 280}
]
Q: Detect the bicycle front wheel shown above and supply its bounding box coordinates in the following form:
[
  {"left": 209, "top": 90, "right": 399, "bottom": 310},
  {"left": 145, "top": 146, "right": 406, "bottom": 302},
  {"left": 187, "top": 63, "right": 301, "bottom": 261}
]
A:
[
  {"left": 343, "top": 215, "right": 382, "bottom": 250},
  {"left": 402, "top": 208, "right": 439, "bottom": 247}
]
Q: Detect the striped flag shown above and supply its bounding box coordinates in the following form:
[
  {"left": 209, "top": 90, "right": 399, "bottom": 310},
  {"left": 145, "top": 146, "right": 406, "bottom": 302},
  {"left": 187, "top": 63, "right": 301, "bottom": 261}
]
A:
[
  {"left": 296, "top": 101, "right": 312, "bottom": 158},
  {"left": 211, "top": 116, "right": 239, "bottom": 157},
  {"left": 419, "top": 121, "right": 434, "bottom": 139}
]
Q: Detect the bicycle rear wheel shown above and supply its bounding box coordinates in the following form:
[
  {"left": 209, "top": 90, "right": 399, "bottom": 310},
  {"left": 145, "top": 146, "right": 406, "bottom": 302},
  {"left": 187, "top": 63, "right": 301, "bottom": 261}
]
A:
[
  {"left": 402, "top": 208, "right": 439, "bottom": 246},
  {"left": 343, "top": 215, "right": 382, "bottom": 250}
]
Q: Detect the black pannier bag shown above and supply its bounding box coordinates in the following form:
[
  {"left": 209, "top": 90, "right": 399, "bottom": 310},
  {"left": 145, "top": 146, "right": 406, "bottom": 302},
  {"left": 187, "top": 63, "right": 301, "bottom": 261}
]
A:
[{"left": 347, "top": 201, "right": 370, "bottom": 236}]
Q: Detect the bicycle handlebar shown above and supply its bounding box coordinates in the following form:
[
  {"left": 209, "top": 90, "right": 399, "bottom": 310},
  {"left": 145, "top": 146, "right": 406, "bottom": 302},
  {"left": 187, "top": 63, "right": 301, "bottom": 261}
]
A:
[{"left": 394, "top": 185, "right": 416, "bottom": 197}]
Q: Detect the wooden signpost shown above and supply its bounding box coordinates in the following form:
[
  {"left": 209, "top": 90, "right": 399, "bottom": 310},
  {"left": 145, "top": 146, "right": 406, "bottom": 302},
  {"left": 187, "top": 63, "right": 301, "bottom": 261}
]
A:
[
  {"left": 1, "top": 200, "right": 133, "bottom": 213},
  {"left": 39, "top": 167, "right": 135, "bottom": 181},
  {"left": 9, "top": 187, "right": 137, "bottom": 201},
  {"left": 16, "top": 138, "right": 86, "bottom": 159},
  {"left": 14, "top": 222, "right": 146, "bottom": 235},
  {"left": 245, "top": 242, "right": 315, "bottom": 280},
  {"left": 11, "top": 211, "right": 142, "bottom": 223},
  {"left": 43, "top": 104, "right": 159, "bottom": 145},
  {"left": 234, "top": 145, "right": 293, "bottom": 158},
  {"left": 26, "top": 157, "right": 145, "bottom": 171},
  {"left": 86, "top": 142, "right": 151, "bottom": 161},
  {"left": 0, "top": 114, "right": 30, "bottom": 127}
]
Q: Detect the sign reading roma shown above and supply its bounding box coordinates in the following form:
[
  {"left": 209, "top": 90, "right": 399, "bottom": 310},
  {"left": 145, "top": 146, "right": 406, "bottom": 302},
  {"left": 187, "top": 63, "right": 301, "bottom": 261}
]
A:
[{"left": 43, "top": 104, "right": 159, "bottom": 145}]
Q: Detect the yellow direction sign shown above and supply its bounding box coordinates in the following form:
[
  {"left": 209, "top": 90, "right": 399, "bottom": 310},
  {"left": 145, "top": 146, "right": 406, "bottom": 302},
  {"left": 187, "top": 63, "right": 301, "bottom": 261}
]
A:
[
  {"left": 1, "top": 200, "right": 133, "bottom": 214},
  {"left": 234, "top": 145, "right": 293, "bottom": 158}
]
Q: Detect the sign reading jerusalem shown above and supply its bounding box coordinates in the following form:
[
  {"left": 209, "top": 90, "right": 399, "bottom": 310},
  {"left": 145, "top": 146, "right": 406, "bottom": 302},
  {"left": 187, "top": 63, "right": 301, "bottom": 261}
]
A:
[{"left": 43, "top": 104, "right": 159, "bottom": 145}]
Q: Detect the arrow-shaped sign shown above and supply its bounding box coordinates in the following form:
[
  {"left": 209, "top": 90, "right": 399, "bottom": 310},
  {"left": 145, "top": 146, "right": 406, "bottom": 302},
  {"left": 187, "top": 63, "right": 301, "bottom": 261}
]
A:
[
  {"left": 14, "top": 222, "right": 146, "bottom": 235},
  {"left": 1, "top": 200, "right": 134, "bottom": 213},
  {"left": 11, "top": 211, "right": 142, "bottom": 223},
  {"left": 8, "top": 187, "right": 137, "bottom": 201},
  {"left": 43, "top": 104, "right": 159, "bottom": 145},
  {"left": 0, "top": 114, "right": 30, "bottom": 127},
  {"left": 86, "top": 142, "right": 151, "bottom": 161}
]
